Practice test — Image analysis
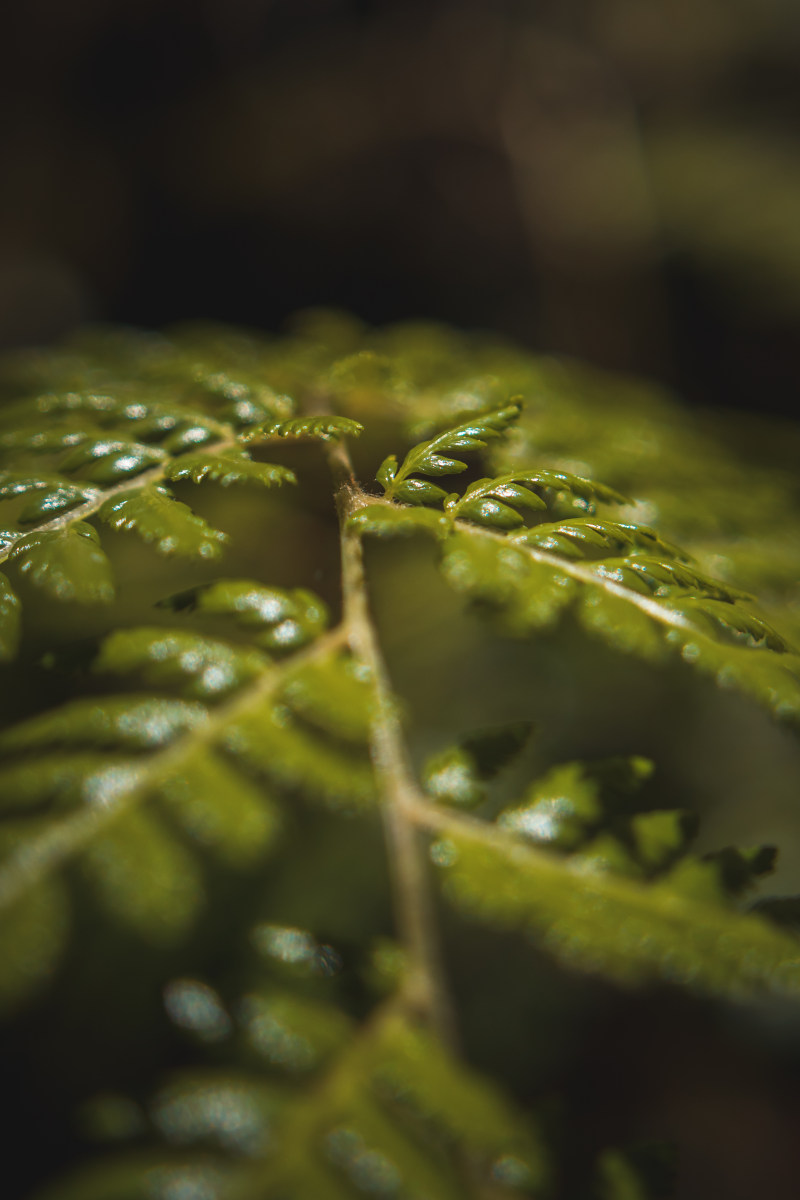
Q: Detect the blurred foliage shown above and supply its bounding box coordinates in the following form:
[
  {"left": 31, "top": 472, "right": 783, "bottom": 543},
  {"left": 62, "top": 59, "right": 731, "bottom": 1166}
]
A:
[
  {"left": 0, "top": 316, "right": 798, "bottom": 1198},
  {"left": 1, "top": 0, "right": 800, "bottom": 425}
]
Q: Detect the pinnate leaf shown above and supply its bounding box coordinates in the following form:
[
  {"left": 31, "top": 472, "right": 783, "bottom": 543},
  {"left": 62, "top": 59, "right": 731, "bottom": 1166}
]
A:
[
  {"left": 434, "top": 834, "right": 800, "bottom": 996},
  {"left": 161, "top": 579, "right": 329, "bottom": 652},
  {"left": 242, "top": 415, "right": 364, "bottom": 443},
  {"left": 60, "top": 439, "right": 167, "bottom": 483},
  {"left": 98, "top": 485, "right": 229, "bottom": 559},
  {"left": 0, "top": 695, "right": 209, "bottom": 754},
  {"left": 164, "top": 449, "right": 296, "bottom": 489},
  {"left": 92, "top": 627, "right": 270, "bottom": 699},
  {"left": 8, "top": 522, "right": 115, "bottom": 603}
]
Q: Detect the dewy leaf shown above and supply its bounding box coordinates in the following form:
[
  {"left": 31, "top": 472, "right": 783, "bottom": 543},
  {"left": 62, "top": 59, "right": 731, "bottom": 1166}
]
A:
[
  {"left": 164, "top": 449, "right": 296, "bottom": 489},
  {"left": 379, "top": 402, "right": 523, "bottom": 501},
  {"left": 60, "top": 439, "right": 168, "bottom": 483},
  {"left": 161, "top": 579, "right": 329, "bottom": 651},
  {"left": 347, "top": 503, "right": 448, "bottom": 539},
  {"left": 517, "top": 518, "right": 686, "bottom": 563},
  {"left": 98, "top": 485, "right": 229, "bottom": 559},
  {"left": 18, "top": 484, "right": 98, "bottom": 524},
  {"left": 0, "top": 696, "right": 209, "bottom": 754},
  {"left": 161, "top": 422, "right": 219, "bottom": 454},
  {"left": 498, "top": 757, "right": 654, "bottom": 852},
  {"left": 8, "top": 522, "right": 115, "bottom": 603},
  {"left": 242, "top": 415, "right": 364, "bottom": 443},
  {"left": 0, "top": 472, "right": 85, "bottom": 500}
]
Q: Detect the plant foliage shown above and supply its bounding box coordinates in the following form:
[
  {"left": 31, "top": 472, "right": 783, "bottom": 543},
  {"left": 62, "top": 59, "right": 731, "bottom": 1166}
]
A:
[{"left": 0, "top": 314, "right": 798, "bottom": 1199}]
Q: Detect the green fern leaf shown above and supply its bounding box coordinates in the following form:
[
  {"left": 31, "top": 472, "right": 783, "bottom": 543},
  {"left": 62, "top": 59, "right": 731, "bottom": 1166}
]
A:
[
  {"left": 98, "top": 486, "right": 229, "bottom": 559},
  {"left": 0, "top": 471, "right": 90, "bottom": 501},
  {"left": 423, "top": 723, "right": 533, "bottom": 810},
  {"left": 91, "top": 627, "right": 271, "bottom": 699},
  {"left": 518, "top": 517, "right": 687, "bottom": 562},
  {"left": 160, "top": 579, "right": 329, "bottom": 651},
  {"left": 18, "top": 483, "right": 99, "bottom": 524},
  {"left": 8, "top": 522, "right": 115, "bottom": 603},
  {"left": 377, "top": 401, "right": 523, "bottom": 501},
  {"left": 160, "top": 421, "right": 220, "bottom": 454},
  {"left": 164, "top": 449, "right": 296, "bottom": 489},
  {"left": 0, "top": 695, "right": 209, "bottom": 753},
  {"left": 156, "top": 750, "right": 281, "bottom": 864},
  {"left": 430, "top": 830, "right": 800, "bottom": 995},
  {"left": 223, "top": 695, "right": 376, "bottom": 812},
  {"left": 59, "top": 439, "right": 169, "bottom": 483},
  {"left": 242, "top": 414, "right": 364, "bottom": 443},
  {"left": 0, "top": 753, "right": 139, "bottom": 813},
  {"left": 355, "top": 464, "right": 800, "bottom": 724}
]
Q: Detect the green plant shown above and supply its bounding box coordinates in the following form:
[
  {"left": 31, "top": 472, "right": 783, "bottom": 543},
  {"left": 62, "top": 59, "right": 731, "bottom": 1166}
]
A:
[{"left": 0, "top": 311, "right": 799, "bottom": 1199}]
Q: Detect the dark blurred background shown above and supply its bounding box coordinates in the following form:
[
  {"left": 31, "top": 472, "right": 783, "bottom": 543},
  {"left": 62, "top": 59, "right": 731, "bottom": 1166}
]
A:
[{"left": 1, "top": 0, "right": 800, "bottom": 416}]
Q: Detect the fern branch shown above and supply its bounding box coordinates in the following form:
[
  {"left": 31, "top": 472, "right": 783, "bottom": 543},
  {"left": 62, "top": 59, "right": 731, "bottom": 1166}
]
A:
[
  {"left": 468, "top": 520, "right": 702, "bottom": 636},
  {"left": 349, "top": 490, "right": 789, "bottom": 644},
  {"left": 0, "top": 429, "right": 240, "bottom": 568},
  {"left": 326, "top": 438, "right": 456, "bottom": 1047},
  {"left": 251, "top": 991, "right": 402, "bottom": 1194},
  {"left": 0, "top": 625, "right": 348, "bottom": 912},
  {"left": 397, "top": 791, "right": 800, "bottom": 998}
]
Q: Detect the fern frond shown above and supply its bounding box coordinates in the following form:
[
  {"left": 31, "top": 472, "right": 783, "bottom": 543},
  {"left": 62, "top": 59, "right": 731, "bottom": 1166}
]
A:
[
  {"left": 0, "top": 695, "right": 210, "bottom": 754},
  {"left": 18, "top": 483, "right": 100, "bottom": 524},
  {"left": 0, "top": 343, "right": 301, "bottom": 666},
  {"left": 423, "top": 815, "right": 800, "bottom": 997},
  {"left": 8, "top": 522, "right": 115, "bottom": 602},
  {"left": 352, "top": 501, "right": 800, "bottom": 726},
  {"left": 97, "top": 486, "right": 230, "bottom": 559},
  {"left": 518, "top": 517, "right": 687, "bottom": 562},
  {"left": 0, "top": 471, "right": 94, "bottom": 502},
  {"left": 242, "top": 414, "right": 364, "bottom": 443},
  {"left": 160, "top": 579, "right": 330, "bottom": 652},
  {"left": 59, "top": 439, "right": 170, "bottom": 483},
  {"left": 34, "top": 996, "right": 550, "bottom": 1200},
  {"left": 222, "top": 662, "right": 376, "bottom": 811},
  {"left": 0, "top": 592, "right": 352, "bottom": 1009},
  {"left": 377, "top": 401, "right": 523, "bottom": 502},
  {"left": 0, "top": 317, "right": 798, "bottom": 1200},
  {"left": 164, "top": 449, "right": 296, "bottom": 489}
]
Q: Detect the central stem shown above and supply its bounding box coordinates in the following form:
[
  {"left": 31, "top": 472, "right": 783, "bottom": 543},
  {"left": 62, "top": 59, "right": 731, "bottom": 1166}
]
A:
[{"left": 326, "top": 439, "right": 455, "bottom": 1046}]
